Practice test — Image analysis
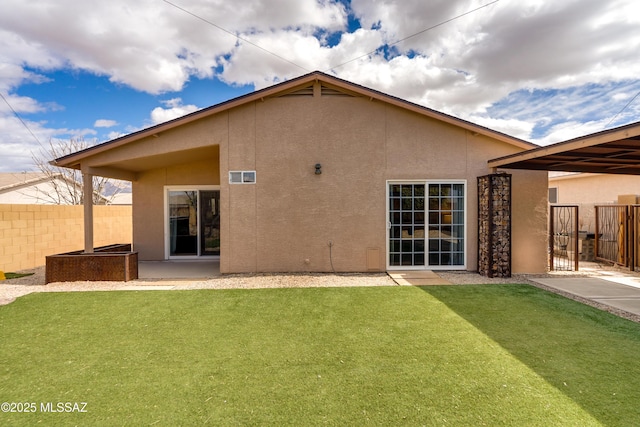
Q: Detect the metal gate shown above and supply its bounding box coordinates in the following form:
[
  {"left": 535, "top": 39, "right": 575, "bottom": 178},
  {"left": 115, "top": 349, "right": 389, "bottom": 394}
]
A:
[
  {"left": 550, "top": 205, "right": 579, "bottom": 271},
  {"left": 595, "top": 205, "right": 639, "bottom": 270},
  {"left": 595, "top": 205, "right": 628, "bottom": 267},
  {"left": 633, "top": 206, "right": 640, "bottom": 271}
]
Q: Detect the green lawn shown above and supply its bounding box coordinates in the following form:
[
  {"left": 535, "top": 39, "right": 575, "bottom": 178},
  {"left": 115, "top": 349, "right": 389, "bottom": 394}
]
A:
[{"left": 1, "top": 285, "right": 639, "bottom": 426}]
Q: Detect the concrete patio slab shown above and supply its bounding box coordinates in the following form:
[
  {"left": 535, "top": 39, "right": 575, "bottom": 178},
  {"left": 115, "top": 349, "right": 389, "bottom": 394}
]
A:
[
  {"left": 531, "top": 277, "right": 640, "bottom": 299},
  {"left": 393, "top": 278, "right": 453, "bottom": 286},
  {"left": 388, "top": 271, "right": 441, "bottom": 279},
  {"left": 121, "top": 285, "right": 176, "bottom": 291},
  {"left": 389, "top": 271, "right": 452, "bottom": 286},
  {"left": 590, "top": 297, "right": 640, "bottom": 314},
  {"left": 138, "top": 260, "right": 220, "bottom": 279},
  {"left": 530, "top": 276, "right": 640, "bottom": 317}
]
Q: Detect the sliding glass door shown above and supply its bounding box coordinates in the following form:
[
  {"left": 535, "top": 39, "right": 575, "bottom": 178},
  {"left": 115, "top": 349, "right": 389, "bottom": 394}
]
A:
[
  {"left": 167, "top": 188, "right": 220, "bottom": 258},
  {"left": 387, "top": 181, "right": 466, "bottom": 269}
]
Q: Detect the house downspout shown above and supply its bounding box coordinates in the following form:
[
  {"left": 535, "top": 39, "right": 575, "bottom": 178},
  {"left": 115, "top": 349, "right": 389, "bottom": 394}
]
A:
[{"left": 82, "top": 171, "right": 94, "bottom": 254}]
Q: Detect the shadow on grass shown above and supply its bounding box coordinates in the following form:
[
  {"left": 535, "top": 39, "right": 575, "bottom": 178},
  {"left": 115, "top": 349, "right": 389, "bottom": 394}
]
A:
[{"left": 419, "top": 284, "right": 640, "bottom": 426}]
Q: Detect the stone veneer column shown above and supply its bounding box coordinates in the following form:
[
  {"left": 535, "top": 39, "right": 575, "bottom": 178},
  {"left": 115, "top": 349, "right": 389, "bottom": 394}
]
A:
[{"left": 477, "top": 173, "right": 512, "bottom": 278}]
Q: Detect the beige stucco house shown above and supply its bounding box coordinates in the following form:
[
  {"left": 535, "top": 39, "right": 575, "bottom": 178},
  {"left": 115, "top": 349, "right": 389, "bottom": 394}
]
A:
[
  {"left": 549, "top": 171, "right": 640, "bottom": 233},
  {"left": 53, "top": 71, "right": 548, "bottom": 274}
]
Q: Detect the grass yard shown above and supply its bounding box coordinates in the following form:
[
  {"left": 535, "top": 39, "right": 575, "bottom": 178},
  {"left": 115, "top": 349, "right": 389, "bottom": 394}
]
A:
[{"left": 1, "top": 285, "right": 640, "bottom": 426}]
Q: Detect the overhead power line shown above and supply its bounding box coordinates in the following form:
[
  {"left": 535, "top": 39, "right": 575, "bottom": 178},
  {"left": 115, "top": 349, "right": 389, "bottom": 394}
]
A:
[
  {"left": 326, "top": 0, "right": 500, "bottom": 72},
  {"left": 0, "top": 91, "right": 42, "bottom": 146},
  {"left": 605, "top": 89, "right": 640, "bottom": 128},
  {"left": 161, "top": 0, "right": 499, "bottom": 78},
  {"left": 161, "top": 0, "right": 311, "bottom": 73}
]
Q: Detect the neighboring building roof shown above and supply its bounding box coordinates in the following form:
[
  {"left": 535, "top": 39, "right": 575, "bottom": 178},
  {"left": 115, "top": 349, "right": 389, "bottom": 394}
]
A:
[
  {"left": 53, "top": 71, "right": 537, "bottom": 170},
  {"left": 0, "top": 172, "right": 112, "bottom": 204},
  {"left": 0, "top": 172, "right": 58, "bottom": 192},
  {"left": 108, "top": 192, "right": 132, "bottom": 205}
]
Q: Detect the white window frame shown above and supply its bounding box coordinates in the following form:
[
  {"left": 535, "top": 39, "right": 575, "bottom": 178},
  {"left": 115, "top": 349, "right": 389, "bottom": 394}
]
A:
[
  {"left": 164, "top": 185, "right": 220, "bottom": 260},
  {"left": 229, "top": 171, "right": 256, "bottom": 184},
  {"left": 386, "top": 179, "right": 467, "bottom": 271}
]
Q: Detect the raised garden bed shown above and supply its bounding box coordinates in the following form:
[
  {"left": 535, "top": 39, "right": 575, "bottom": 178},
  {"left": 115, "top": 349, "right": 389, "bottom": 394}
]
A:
[{"left": 45, "top": 244, "right": 138, "bottom": 284}]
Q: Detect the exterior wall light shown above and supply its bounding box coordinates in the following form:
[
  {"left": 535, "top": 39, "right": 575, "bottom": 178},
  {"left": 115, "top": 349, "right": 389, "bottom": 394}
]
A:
[{"left": 315, "top": 163, "right": 322, "bottom": 175}]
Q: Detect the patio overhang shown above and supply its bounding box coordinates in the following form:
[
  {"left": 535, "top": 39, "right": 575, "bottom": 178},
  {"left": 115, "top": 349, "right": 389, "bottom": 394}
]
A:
[{"left": 488, "top": 121, "right": 640, "bottom": 175}]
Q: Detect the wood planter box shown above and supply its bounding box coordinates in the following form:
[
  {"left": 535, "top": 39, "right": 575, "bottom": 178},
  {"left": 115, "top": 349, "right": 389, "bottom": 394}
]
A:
[{"left": 45, "top": 244, "right": 138, "bottom": 284}]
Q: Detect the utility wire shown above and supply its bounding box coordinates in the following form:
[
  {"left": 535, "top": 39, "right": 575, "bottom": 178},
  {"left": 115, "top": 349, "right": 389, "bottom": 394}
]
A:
[
  {"left": 325, "top": 0, "right": 500, "bottom": 73},
  {"left": 161, "top": 0, "right": 311, "bottom": 73},
  {"left": 3, "top": 0, "right": 502, "bottom": 150},
  {"left": 161, "top": 0, "right": 499, "bottom": 78},
  {"left": 0, "top": 91, "right": 42, "bottom": 145},
  {"left": 605, "top": 88, "right": 640, "bottom": 128}
]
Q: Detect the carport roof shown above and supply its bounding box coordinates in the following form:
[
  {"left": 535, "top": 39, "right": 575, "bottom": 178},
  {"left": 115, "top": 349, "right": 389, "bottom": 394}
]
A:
[{"left": 488, "top": 121, "right": 640, "bottom": 175}]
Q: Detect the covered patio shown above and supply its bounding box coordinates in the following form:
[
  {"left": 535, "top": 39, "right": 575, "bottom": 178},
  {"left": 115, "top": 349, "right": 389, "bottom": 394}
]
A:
[
  {"left": 489, "top": 121, "right": 640, "bottom": 272},
  {"left": 489, "top": 121, "right": 640, "bottom": 175}
]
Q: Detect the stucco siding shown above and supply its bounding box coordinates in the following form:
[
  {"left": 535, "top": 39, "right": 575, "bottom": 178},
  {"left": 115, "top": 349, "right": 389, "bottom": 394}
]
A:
[
  {"left": 511, "top": 170, "right": 548, "bottom": 273},
  {"left": 217, "top": 94, "right": 547, "bottom": 273},
  {"left": 82, "top": 82, "right": 547, "bottom": 274},
  {"left": 250, "top": 96, "right": 386, "bottom": 272},
  {"left": 133, "top": 157, "right": 219, "bottom": 260},
  {"left": 550, "top": 174, "right": 640, "bottom": 205}
]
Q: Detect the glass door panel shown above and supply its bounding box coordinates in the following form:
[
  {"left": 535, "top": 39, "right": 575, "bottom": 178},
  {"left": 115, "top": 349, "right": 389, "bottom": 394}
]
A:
[
  {"left": 427, "top": 183, "right": 464, "bottom": 266},
  {"left": 389, "top": 184, "right": 425, "bottom": 267},
  {"left": 200, "top": 191, "right": 220, "bottom": 256},
  {"left": 168, "top": 189, "right": 220, "bottom": 257},
  {"left": 389, "top": 182, "right": 465, "bottom": 268},
  {"left": 169, "top": 191, "right": 198, "bottom": 256}
]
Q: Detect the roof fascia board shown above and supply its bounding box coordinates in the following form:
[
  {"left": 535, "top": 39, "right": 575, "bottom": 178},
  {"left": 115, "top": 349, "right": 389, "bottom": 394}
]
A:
[{"left": 83, "top": 166, "right": 138, "bottom": 182}]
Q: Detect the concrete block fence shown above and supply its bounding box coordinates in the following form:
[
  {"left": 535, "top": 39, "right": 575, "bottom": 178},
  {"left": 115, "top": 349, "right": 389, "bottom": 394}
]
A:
[{"left": 0, "top": 204, "right": 132, "bottom": 272}]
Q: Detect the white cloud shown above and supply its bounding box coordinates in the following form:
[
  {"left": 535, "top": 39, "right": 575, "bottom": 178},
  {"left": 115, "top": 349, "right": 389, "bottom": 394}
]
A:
[
  {"left": 0, "top": 0, "right": 640, "bottom": 163},
  {"left": 94, "top": 119, "right": 118, "bottom": 128},
  {"left": 466, "top": 116, "right": 535, "bottom": 142},
  {"left": 107, "top": 131, "right": 126, "bottom": 140},
  {"left": 531, "top": 120, "right": 606, "bottom": 146},
  {"left": 0, "top": 0, "right": 347, "bottom": 94},
  {"left": 150, "top": 98, "right": 199, "bottom": 124}
]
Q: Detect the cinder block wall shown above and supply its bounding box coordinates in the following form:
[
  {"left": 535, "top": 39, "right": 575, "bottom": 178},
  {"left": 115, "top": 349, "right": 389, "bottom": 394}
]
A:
[{"left": 0, "top": 205, "right": 132, "bottom": 272}]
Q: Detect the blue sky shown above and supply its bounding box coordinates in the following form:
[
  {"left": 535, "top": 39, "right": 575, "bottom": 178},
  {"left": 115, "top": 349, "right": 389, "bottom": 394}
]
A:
[
  {"left": 1, "top": 0, "right": 640, "bottom": 172},
  {"left": 14, "top": 68, "right": 253, "bottom": 137}
]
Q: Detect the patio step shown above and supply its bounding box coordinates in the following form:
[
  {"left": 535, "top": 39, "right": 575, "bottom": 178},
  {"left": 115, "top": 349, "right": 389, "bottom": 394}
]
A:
[{"left": 387, "top": 271, "right": 452, "bottom": 286}]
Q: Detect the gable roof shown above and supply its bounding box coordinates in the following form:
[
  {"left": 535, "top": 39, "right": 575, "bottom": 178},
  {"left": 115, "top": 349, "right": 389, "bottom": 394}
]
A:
[
  {"left": 0, "top": 172, "right": 60, "bottom": 192},
  {"left": 53, "top": 71, "right": 537, "bottom": 170},
  {"left": 489, "top": 121, "right": 640, "bottom": 175}
]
